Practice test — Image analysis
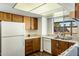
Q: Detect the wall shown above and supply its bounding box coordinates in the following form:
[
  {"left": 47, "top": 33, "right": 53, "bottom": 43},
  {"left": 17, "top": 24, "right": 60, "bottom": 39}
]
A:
[
  {"left": 77, "top": 21, "right": 79, "bottom": 37},
  {"left": 47, "top": 18, "right": 54, "bottom": 35},
  {"left": 41, "top": 17, "right": 47, "bottom": 35},
  {"left": 0, "top": 23, "right": 1, "bottom": 56}
]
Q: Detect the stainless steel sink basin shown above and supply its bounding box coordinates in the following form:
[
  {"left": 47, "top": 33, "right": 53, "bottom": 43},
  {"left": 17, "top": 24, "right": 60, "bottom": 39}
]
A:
[
  {"left": 55, "top": 36, "right": 72, "bottom": 40},
  {"left": 60, "top": 37, "right": 72, "bottom": 40}
]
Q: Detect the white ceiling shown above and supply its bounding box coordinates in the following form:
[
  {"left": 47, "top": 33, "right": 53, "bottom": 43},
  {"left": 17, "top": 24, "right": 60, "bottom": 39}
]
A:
[
  {"left": 0, "top": 3, "right": 75, "bottom": 18},
  {"left": 0, "top": 3, "right": 42, "bottom": 17},
  {"left": 0, "top": 3, "right": 15, "bottom": 8},
  {"left": 59, "top": 3, "right": 75, "bottom": 11},
  {"left": 14, "top": 3, "right": 62, "bottom": 16}
]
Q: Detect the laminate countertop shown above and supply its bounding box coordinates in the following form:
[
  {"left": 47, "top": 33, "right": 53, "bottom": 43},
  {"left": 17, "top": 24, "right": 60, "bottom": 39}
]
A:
[{"left": 25, "top": 35, "right": 41, "bottom": 40}]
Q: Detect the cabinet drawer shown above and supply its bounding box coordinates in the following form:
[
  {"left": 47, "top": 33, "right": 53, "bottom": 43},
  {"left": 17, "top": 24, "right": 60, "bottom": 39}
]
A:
[
  {"left": 25, "top": 39, "right": 32, "bottom": 44},
  {"left": 25, "top": 43, "right": 32, "bottom": 47},
  {"left": 25, "top": 46, "right": 32, "bottom": 51}
]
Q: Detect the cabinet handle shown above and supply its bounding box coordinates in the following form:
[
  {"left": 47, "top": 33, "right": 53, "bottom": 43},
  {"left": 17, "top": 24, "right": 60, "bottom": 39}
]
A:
[
  {"left": 56, "top": 43, "right": 59, "bottom": 47},
  {"left": 57, "top": 41, "right": 60, "bottom": 49}
]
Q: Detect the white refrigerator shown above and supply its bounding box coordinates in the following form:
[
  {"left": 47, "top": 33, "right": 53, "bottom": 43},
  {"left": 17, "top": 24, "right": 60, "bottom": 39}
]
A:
[{"left": 1, "top": 21, "right": 25, "bottom": 56}]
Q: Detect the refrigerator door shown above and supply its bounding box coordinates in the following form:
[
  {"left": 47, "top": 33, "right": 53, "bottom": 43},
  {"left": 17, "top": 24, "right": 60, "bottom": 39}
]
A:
[
  {"left": 1, "top": 21, "right": 25, "bottom": 37},
  {"left": 1, "top": 36, "right": 25, "bottom": 56}
]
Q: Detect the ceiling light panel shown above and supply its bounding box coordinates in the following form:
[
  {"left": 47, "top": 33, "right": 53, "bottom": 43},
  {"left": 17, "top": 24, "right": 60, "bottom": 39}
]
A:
[
  {"left": 30, "top": 3, "right": 62, "bottom": 14},
  {"left": 14, "top": 3, "right": 44, "bottom": 11}
]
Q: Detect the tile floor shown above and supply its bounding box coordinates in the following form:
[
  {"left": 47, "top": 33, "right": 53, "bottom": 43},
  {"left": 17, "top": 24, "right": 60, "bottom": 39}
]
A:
[{"left": 27, "top": 51, "right": 52, "bottom": 56}]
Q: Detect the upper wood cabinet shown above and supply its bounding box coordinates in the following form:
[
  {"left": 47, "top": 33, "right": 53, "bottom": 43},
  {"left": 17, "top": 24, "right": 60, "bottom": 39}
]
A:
[
  {"left": 31, "top": 17, "right": 38, "bottom": 30},
  {"left": 12, "top": 14, "right": 23, "bottom": 23},
  {"left": 24, "top": 16, "right": 31, "bottom": 30},
  {"left": 0, "top": 12, "right": 4, "bottom": 20},
  {"left": 0, "top": 12, "right": 12, "bottom": 21},
  {"left": 24, "top": 16, "right": 38, "bottom": 30},
  {"left": 0, "top": 11, "right": 24, "bottom": 22},
  {"left": 3, "top": 13, "right": 12, "bottom": 21},
  {"left": 68, "top": 3, "right": 79, "bottom": 19},
  {"left": 75, "top": 3, "right": 79, "bottom": 19}
]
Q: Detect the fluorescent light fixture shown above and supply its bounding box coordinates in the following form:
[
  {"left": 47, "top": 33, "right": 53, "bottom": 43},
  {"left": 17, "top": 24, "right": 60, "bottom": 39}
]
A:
[
  {"left": 14, "top": 3, "right": 44, "bottom": 11},
  {"left": 30, "top": 3, "right": 62, "bottom": 14},
  {"left": 14, "top": 3, "right": 62, "bottom": 16}
]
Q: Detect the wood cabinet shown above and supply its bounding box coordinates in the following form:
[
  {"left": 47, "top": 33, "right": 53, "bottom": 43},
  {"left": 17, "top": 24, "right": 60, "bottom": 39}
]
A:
[
  {"left": 25, "top": 39, "right": 33, "bottom": 55},
  {"left": 24, "top": 16, "right": 38, "bottom": 30},
  {"left": 32, "top": 38, "right": 40, "bottom": 52},
  {"left": 0, "top": 12, "right": 12, "bottom": 21},
  {"left": 51, "top": 40, "right": 61, "bottom": 56},
  {"left": 0, "top": 12, "right": 4, "bottom": 20},
  {"left": 51, "top": 40, "right": 74, "bottom": 56},
  {"left": 31, "top": 17, "right": 38, "bottom": 30},
  {"left": 12, "top": 14, "right": 23, "bottom": 23},
  {"left": 24, "top": 16, "right": 31, "bottom": 30},
  {"left": 0, "top": 12, "right": 24, "bottom": 22},
  {"left": 75, "top": 3, "right": 79, "bottom": 19},
  {"left": 25, "top": 38, "right": 40, "bottom": 55},
  {"left": 69, "top": 3, "right": 79, "bottom": 19}
]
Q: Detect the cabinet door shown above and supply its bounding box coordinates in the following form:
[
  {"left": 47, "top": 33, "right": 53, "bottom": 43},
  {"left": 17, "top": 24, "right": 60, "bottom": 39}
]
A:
[
  {"left": 33, "top": 38, "right": 40, "bottom": 52},
  {"left": 68, "top": 42, "right": 74, "bottom": 48},
  {"left": 31, "top": 17, "right": 38, "bottom": 30},
  {"left": 0, "top": 12, "right": 4, "bottom": 20},
  {"left": 0, "top": 12, "right": 12, "bottom": 21},
  {"left": 75, "top": 3, "right": 79, "bottom": 19},
  {"left": 24, "top": 16, "right": 31, "bottom": 30},
  {"left": 51, "top": 40, "right": 59, "bottom": 49},
  {"left": 25, "top": 39, "right": 33, "bottom": 55},
  {"left": 59, "top": 41, "right": 69, "bottom": 52},
  {"left": 51, "top": 40, "right": 59, "bottom": 56},
  {"left": 12, "top": 14, "right": 23, "bottom": 23},
  {"left": 3, "top": 13, "right": 12, "bottom": 21}
]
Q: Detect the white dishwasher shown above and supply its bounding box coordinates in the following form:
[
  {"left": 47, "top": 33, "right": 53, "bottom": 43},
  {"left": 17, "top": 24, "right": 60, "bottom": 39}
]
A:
[{"left": 43, "top": 37, "right": 51, "bottom": 54}]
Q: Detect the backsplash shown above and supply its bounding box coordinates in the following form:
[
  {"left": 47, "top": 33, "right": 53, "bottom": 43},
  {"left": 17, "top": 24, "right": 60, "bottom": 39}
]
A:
[{"left": 26, "top": 30, "right": 40, "bottom": 36}]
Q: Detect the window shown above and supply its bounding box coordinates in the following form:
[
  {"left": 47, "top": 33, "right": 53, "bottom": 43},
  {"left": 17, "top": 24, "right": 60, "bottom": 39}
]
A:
[{"left": 54, "top": 20, "right": 78, "bottom": 36}]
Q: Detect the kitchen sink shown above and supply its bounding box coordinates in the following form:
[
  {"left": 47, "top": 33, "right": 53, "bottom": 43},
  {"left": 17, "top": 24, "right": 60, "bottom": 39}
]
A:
[{"left": 55, "top": 36, "right": 72, "bottom": 40}]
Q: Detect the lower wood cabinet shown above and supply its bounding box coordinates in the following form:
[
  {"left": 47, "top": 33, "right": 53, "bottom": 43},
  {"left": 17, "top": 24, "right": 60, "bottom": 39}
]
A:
[
  {"left": 25, "top": 38, "right": 40, "bottom": 55},
  {"left": 25, "top": 39, "right": 33, "bottom": 55},
  {"left": 51, "top": 40, "right": 74, "bottom": 56},
  {"left": 32, "top": 38, "right": 40, "bottom": 52}
]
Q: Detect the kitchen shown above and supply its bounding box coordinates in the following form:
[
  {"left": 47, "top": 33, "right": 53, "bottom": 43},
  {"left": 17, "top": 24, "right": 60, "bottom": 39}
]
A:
[{"left": 0, "top": 3, "right": 79, "bottom": 56}]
